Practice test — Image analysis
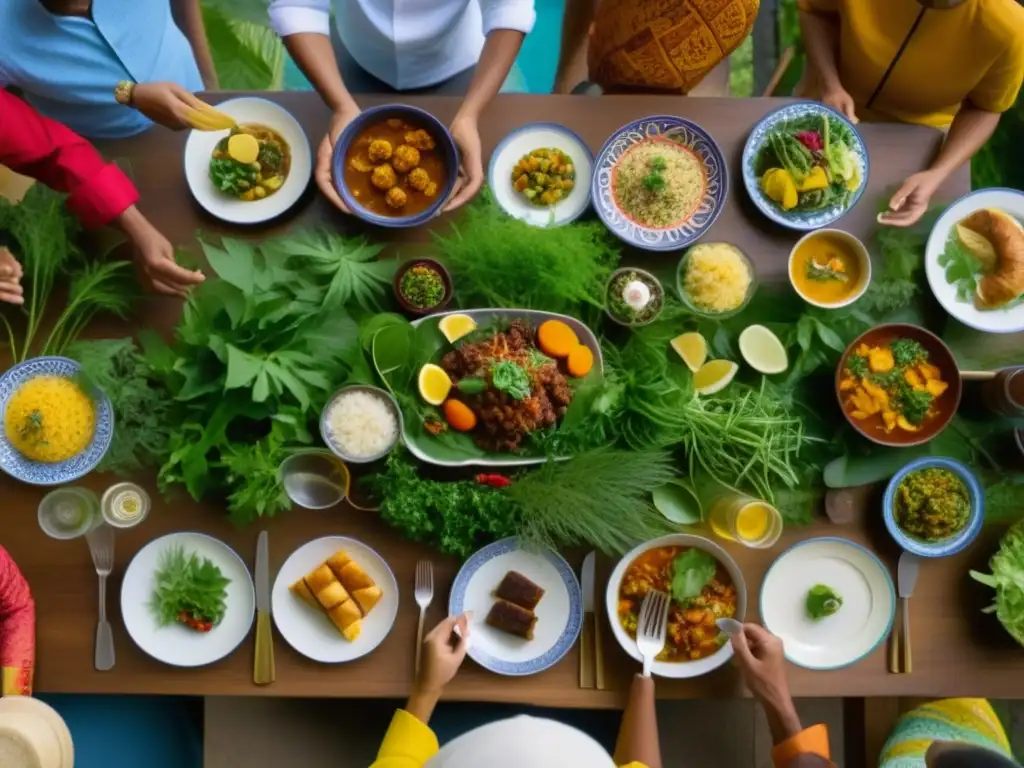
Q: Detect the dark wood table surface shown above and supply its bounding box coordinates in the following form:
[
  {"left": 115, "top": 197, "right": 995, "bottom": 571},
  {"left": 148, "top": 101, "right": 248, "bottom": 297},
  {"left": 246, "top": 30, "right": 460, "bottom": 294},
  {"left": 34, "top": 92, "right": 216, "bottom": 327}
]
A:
[{"left": 6, "top": 94, "right": 1020, "bottom": 706}]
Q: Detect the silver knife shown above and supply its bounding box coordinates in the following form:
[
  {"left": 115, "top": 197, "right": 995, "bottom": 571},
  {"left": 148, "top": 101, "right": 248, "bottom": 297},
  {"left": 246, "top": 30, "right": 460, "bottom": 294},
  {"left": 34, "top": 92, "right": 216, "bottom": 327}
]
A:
[
  {"left": 253, "top": 531, "right": 275, "bottom": 685},
  {"left": 896, "top": 552, "right": 920, "bottom": 674},
  {"left": 580, "top": 551, "right": 598, "bottom": 689}
]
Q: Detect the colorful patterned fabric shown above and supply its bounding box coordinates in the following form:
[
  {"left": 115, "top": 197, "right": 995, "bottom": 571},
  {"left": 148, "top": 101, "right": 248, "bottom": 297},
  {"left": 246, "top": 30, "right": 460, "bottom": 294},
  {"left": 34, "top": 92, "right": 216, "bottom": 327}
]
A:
[
  {"left": 880, "top": 699, "right": 1012, "bottom": 768},
  {"left": 587, "top": 0, "right": 759, "bottom": 94},
  {"left": 0, "top": 545, "right": 35, "bottom": 696}
]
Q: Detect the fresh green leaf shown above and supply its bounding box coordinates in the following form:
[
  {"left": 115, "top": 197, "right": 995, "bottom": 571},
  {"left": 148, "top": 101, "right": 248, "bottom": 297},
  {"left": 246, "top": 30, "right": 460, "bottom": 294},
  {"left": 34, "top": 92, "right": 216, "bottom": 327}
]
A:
[
  {"left": 149, "top": 545, "right": 231, "bottom": 626},
  {"left": 806, "top": 584, "right": 843, "bottom": 620},
  {"left": 670, "top": 549, "right": 717, "bottom": 605},
  {"left": 651, "top": 479, "right": 702, "bottom": 524},
  {"left": 969, "top": 519, "right": 1024, "bottom": 647}
]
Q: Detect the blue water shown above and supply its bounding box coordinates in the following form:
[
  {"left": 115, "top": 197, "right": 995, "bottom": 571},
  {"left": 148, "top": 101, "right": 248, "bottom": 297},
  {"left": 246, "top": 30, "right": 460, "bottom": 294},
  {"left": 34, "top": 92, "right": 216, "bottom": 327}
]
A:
[{"left": 283, "top": 0, "right": 566, "bottom": 94}]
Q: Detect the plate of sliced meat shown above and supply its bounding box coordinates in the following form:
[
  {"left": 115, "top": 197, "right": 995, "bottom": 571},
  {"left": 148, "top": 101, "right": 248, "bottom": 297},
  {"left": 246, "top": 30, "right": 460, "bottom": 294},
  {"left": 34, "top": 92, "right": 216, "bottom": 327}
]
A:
[
  {"left": 449, "top": 537, "right": 582, "bottom": 676},
  {"left": 272, "top": 536, "right": 398, "bottom": 663}
]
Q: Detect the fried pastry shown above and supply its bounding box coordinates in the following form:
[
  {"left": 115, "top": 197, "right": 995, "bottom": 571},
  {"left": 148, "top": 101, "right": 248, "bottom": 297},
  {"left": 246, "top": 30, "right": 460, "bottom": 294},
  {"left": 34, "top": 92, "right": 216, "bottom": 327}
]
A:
[
  {"left": 486, "top": 599, "right": 537, "bottom": 640},
  {"left": 339, "top": 561, "right": 375, "bottom": 592},
  {"left": 289, "top": 578, "right": 317, "bottom": 609},
  {"left": 291, "top": 549, "right": 383, "bottom": 643},
  {"left": 352, "top": 585, "right": 382, "bottom": 615},
  {"left": 328, "top": 600, "right": 362, "bottom": 632},
  {"left": 495, "top": 571, "right": 545, "bottom": 611}
]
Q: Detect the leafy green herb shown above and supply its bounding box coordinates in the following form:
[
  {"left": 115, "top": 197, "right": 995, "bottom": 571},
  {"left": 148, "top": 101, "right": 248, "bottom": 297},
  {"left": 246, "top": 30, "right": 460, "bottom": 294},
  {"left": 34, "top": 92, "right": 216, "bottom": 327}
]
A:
[
  {"left": 670, "top": 549, "right": 717, "bottom": 605},
  {"left": 846, "top": 354, "right": 869, "bottom": 378},
  {"left": 642, "top": 171, "right": 666, "bottom": 192},
  {"left": 209, "top": 157, "right": 258, "bottom": 195},
  {"left": 491, "top": 361, "right": 531, "bottom": 400},
  {"left": 149, "top": 545, "right": 231, "bottom": 626},
  {"left": 970, "top": 519, "right": 1024, "bottom": 647},
  {"left": 891, "top": 339, "right": 925, "bottom": 367},
  {"left": 939, "top": 232, "right": 983, "bottom": 303},
  {"left": 431, "top": 190, "right": 620, "bottom": 323},
  {"left": 806, "top": 584, "right": 842, "bottom": 620},
  {"left": 650, "top": 156, "right": 668, "bottom": 172},
  {"left": 896, "top": 387, "right": 933, "bottom": 426},
  {"left": 806, "top": 260, "right": 848, "bottom": 283}
]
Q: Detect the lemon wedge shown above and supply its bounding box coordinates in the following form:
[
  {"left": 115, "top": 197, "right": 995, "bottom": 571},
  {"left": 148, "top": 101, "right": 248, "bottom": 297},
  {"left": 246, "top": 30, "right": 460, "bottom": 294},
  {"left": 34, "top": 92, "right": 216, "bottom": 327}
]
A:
[
  {"left": 670, "top": 332, "right": 708, "bottom": 373},
  {"left": 438, "top": 314, "right": 477, "bottom": 344},
  {"left": 418, "top": 364, "right": 452, "bottom": 405},
  {"left": 693, "top": 360, "right": 738, "bottom": 395},
  {"left": 738, "top": 324, "right": 789, "bottom": 375},
  {"left": 227, "top": 133, "right": 260, "bottom": 164}
]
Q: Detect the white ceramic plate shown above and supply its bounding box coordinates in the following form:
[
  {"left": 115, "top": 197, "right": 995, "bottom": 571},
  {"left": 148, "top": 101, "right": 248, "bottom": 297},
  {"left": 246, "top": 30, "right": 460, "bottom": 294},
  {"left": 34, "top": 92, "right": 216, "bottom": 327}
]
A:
[
  {"left": 183, "top": 97, "right": 312, "bottom": 224},
  {"left": 272, "top": 536, "right": 399, "bottom": 663},
  {"left": 449, "top": 538, "right": 582, "bottom": 676},
  {"left": 925, "top": 188, "right": 1024, "bottom": 334},
  {"left": 121, "top": 532, "right": 255, "bottom": 667},
  {"left": 760, "top": 537, "right": 895, "bottom": 670},
  {"left": 605, "top": 534, "right": 746, "bottom": 679},
  {"left": 488, "top": 123, "right": 593, "bottom": 227}
]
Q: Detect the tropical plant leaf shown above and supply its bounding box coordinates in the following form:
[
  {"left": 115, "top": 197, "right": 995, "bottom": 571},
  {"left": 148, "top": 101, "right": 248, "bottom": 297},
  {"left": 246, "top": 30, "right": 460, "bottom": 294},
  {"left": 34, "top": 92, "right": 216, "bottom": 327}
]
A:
[{"left": 201, "top": 4, "right": 284, "bottom": 91}]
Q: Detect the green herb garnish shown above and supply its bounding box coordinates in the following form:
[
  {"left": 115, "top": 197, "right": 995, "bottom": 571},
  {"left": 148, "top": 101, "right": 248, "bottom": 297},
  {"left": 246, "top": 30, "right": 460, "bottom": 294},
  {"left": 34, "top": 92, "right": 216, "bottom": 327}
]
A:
[
  {"left": 891, "top": 339, "right": 925, "bottom": 367},
  {"left": 846, "top": 354, "right": 869, "bottom": 378},
  {"left": 399, "top": 264, "right": 445, "bottom": 309},
  {"left": 642, "top": 172, "right": 666, "bottom": 193},
  {"left": 149, "top": 545, "right": 231, "bottom": 627},
  {"left": 650, "top": 156, "right": 668, "bottom": 172},
  {"left": 491, "top": 361, "right": 532, "bottom": 400},
  {"left": 670, "top": 549, "right": 717, "bottom": 605},
  {"left": 806, "top": 584, "right": 842, "bottom": 620}
]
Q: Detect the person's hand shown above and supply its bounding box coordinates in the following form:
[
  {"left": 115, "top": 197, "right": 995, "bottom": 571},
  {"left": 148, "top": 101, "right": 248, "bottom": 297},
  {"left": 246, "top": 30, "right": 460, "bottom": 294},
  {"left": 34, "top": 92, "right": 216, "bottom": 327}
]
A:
[
  {"left": 131, "top": 82, "right": 211, "bottom": 131},
  {"left": 316, "top": 106, "right": 361, "bottom": 214},
  {"left": 416, "top": 613, "right": 471, "bottom": 695},
  {"left": 446, "top": 115, "right": 484, "bottom": 212},
  {"left": 117, "top": 207, "right": 204, "bottom": 297},
  {"left": 879, "top": 170, "right": 944, "bottom": 228},
  {"left": 0, "top": 247, "right": 24, "bottom": 305},
  {"left": 821, "top": 84, "right": 859, "bottom": 124},
  {"left": 731, "top": 623, "right": 791, "bottom": 708}
]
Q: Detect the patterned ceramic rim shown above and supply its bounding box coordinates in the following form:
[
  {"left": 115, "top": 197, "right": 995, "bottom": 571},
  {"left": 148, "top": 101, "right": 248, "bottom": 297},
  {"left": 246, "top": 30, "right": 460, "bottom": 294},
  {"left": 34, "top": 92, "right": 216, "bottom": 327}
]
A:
[
  {"left": 331, "top": 104, "right": 459, "bottom": 229},
  {"left": 487, "top": 121, "right": 594, "bottom": 227},
  {"left": 449, "top": 537, "right": 583, "bottom": 676},
  {"left": 591, "top": 115, "right": 728, "bottom": 252},
  {"left": 0, "top": 356, "right": 114, "bottom": 486},
  {"left": 883, "top": 457, "right": 985, "bottom": 558},
  {"left": 742, "top": 101, "right": 869, "bottom": 231},
  {"left": 759, "top": 536, "right": 896, "bottom": 671}
]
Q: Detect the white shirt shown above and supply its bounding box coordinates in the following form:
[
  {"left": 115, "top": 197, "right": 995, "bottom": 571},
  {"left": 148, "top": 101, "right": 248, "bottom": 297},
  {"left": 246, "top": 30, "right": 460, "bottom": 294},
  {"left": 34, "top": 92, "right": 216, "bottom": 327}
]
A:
[{"left": 269, "top": 0, "right": 536, "bottom": 91}]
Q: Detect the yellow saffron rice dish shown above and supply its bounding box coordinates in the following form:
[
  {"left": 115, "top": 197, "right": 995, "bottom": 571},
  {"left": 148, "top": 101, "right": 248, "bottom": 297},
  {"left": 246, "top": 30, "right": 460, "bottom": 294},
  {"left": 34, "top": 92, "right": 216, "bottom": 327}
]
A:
[
  {"left": 678, "top": 243, "right": 755, "bottom": 316},
  {"left": 612, "top": 140, "right": 705, "bottom": 229},
  {"left": 4, "top": 375, "right": 96, "bottom": 463}
]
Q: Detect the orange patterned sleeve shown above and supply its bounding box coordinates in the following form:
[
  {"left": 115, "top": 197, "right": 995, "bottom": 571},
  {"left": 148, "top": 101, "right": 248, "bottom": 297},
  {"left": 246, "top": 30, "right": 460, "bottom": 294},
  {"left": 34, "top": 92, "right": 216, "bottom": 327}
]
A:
[
  {"left": 0, "top": 546, "right": 35, "bottom": 696},
  {"left": 772, "top": 724, "right": 833, "bottom": 767}
]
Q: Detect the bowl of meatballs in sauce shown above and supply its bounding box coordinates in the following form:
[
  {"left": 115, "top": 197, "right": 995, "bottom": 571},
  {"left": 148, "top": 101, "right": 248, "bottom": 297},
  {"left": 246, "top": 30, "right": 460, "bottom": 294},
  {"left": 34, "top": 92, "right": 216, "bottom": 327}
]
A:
[{"left": 333, "top": 105, "right": 459, "bottom": 227}]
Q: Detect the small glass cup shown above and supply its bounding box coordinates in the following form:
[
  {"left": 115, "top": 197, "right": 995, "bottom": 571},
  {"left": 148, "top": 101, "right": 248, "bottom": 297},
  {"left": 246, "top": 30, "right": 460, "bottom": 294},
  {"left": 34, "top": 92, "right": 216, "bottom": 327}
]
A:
[
  {"left": 705, "top": 491, "right": 783, "bottom": 549},
  {"left": 38, "top": 487, "right": 100, "bottom": 540},
  {"left": 101, "top": 482, "right": 151, "bottom": 529},
  {"left": 279, "top": 450, "right": 351, "bottom": 510}
]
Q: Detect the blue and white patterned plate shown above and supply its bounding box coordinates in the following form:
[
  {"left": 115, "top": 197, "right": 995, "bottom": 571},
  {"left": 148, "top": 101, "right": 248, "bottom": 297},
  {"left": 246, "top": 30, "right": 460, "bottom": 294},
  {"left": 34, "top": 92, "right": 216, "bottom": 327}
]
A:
[
  {"left": 742, "top": 101, "right": 869, "bottom": 231},
  {"left": 591, "top": 115, "right": 727, "bottom": 252},
  {"left": 449, "top": 537, "right": 582, "bottom": 677},
  {"left": 0, "top": 356, "right": 113, "bottom": 486}
]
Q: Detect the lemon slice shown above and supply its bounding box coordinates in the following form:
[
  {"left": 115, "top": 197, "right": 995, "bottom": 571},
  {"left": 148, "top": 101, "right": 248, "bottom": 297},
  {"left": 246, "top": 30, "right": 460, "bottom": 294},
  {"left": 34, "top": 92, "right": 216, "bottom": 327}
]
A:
[
  {"left": 670, "top": 332, "right": 708, "bottom": 373},
  {"left": 227, "top": 133, "right": 260, "bottom": 164},
  {"left": 738, "top": 324, "right": 788, "bottom": 375},
  {"left": 418, "top": 364, "right": 452, "bottom": 405},
  {"left": 693, "top": 360, "right": 738, "bottom": 395},
  {"left": 438, "top": 313, "right": 477, "bottom": 343}
]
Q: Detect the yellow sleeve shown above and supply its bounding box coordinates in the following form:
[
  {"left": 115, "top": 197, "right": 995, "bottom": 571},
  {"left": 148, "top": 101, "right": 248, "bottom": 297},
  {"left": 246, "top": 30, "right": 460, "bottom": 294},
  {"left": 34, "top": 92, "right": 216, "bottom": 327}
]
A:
[
  {"left": 772, "top": 724, "right": 832, "bottom": 767},
  {"left": 370, "top": 710, "right": 440, "bottom": 768},
  {"left": 968, "top": 32, "right": 1024, "bottom": 114},
  {"left": 797, "top": 0, "right": 839, "bottom": 14},
  {"left": 620, "top": 763, "right": 650, "bottom": 768}
]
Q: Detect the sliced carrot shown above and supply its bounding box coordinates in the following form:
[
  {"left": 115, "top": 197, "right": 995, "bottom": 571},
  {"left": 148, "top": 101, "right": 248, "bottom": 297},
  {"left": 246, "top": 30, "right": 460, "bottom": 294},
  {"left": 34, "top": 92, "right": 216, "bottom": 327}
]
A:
[
  {"left": 443, "top": 399, "right": 478, "bottom": 432},
  {"left": 566, "top": 344, "right": 594, "bottom": 378},
  {"left": 537, "top": 320, "right": 579, "bottom": 358}
]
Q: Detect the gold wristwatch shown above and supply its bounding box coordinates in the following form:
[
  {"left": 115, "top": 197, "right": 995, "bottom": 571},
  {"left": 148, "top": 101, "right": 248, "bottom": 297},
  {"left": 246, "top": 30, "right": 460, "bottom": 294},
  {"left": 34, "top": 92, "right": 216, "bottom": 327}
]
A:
[{"left": 114, "top": 80, "right": 136, "bottom": 106}]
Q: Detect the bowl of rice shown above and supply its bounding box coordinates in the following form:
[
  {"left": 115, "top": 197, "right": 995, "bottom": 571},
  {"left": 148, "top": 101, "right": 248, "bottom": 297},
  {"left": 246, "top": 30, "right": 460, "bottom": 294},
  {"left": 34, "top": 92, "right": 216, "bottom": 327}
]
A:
[
  {"left": 320, "top": 385, "right": 402, "bottom": 464},
  {"left": 676, "top": 242, "right": 757, "bottom": 319}
]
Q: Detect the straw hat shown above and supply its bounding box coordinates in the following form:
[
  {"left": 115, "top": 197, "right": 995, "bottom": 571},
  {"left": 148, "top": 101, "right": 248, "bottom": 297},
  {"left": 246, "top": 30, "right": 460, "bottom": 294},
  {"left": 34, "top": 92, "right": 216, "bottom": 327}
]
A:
[{"left": 0, "top": 696, "right": 74, "bottom": 768}]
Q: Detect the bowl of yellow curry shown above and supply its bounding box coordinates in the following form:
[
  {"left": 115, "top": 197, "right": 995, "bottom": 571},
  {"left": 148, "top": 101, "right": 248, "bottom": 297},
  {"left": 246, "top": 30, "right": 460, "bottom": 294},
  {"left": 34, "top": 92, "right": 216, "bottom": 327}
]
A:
[
  {"left": 789, "top": 229, "right": 871, "bottom": 309},
  {"left": 0, "top": 357, "right": 113, "bottom": 485},
  {"left": 836, "top": 324, "right": 960, "bottom": 447},
  {"left": 883, "top": 457, "right": 983, "bottom": 558}
]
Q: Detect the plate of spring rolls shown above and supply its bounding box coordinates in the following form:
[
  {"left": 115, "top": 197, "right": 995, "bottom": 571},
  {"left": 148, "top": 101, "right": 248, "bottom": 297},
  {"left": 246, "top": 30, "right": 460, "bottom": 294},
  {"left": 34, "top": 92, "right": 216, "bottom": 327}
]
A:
[
  {"left": 449, "top": 537, "right": 582, "bottom": 676},
  {"left": 272, "top": 536, "right": 399, "bottom": 663}
]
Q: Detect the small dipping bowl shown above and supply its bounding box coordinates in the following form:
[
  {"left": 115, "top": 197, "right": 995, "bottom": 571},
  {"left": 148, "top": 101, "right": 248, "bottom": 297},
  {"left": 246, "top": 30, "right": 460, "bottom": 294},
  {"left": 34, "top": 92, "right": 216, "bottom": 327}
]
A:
[
  {"left": 604, "top": 267, "right": 664, "bottom": 328},
  {"left": 883, "top": 457, "right": 984, "bottom": 558},
  {"left": 676, "top": 242, "right": 758, "bottom": 319},
  {"left": 320, "top": 385, "right": 404, "bottom": 464},
  {"left": 788, "top": 229, "right": 871, "bottom": 310},
  {"left": 279, "top": 449, "right": 351, "bottom": 510},
  {"left": 101, "top": 481, "right": 151, "bottom": 529},
  {"left": 393, "top": 258, "right": 453, "bottom": 316}
]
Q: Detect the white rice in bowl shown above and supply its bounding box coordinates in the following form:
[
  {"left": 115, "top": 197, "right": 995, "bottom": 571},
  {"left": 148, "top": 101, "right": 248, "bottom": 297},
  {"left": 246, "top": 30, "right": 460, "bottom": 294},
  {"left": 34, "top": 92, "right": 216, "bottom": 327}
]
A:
[{"left": 325, "top": 390, "right": 398, "bottom": 459}]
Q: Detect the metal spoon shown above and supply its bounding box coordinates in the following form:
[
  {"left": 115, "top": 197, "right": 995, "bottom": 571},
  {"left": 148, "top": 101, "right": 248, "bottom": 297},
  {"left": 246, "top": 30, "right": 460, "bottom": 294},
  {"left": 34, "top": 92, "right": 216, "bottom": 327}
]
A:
[{"left": 716, "top": 618, "right": 744, "bottom": 637}]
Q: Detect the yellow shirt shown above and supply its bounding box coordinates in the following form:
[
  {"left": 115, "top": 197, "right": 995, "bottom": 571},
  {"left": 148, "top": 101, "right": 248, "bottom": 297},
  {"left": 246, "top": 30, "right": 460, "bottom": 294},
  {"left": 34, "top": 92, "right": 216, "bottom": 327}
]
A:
[
  {"left": 370, "top": 710, "right": 830, "bottom": 768},
  {"left": 799, "top": 0, "right": 1024, "bottom": 128}
]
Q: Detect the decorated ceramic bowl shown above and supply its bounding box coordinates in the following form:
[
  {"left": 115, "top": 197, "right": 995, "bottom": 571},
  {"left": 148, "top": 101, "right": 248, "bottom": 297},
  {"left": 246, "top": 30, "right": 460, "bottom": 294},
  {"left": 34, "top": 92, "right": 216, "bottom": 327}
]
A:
[
  {"left": 742, "top": 101, "right": 868, "bottom": 231},
  {"left": 591, "top": 115, "right": 727, "bottom": 252},
  {"left": 0, "top": 356, "right": 114, "bottom": 486}
]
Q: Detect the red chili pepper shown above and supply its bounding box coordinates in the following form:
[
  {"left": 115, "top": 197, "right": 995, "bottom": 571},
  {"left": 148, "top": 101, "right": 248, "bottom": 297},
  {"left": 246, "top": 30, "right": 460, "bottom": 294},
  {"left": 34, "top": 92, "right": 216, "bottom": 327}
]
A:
[
  {"left": 178, "top": 610, "right": 214, "bottom": 633},
  {"left": 475, "top": 473, "right": 512, "bottom": 488}
]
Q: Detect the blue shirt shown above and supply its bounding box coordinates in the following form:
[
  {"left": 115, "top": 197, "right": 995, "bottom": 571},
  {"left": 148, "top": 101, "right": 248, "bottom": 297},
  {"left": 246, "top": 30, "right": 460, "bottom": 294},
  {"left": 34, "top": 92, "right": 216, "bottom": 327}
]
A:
[{"left": 0, "top": 0, "right": 203, "bottom": 139}]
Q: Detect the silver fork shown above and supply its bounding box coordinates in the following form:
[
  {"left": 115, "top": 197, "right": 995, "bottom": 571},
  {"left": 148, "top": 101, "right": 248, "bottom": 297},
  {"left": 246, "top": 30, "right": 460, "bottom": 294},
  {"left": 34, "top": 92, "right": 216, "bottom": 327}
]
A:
[
  {"left": 414, "top": 560, "right": 434, "bottom": 676},
  {"left": 636, "top": 589, "right": 670, "bottom": 677},
  {"left": 86, "top": 524, "right": 116, "bottom": 671}
]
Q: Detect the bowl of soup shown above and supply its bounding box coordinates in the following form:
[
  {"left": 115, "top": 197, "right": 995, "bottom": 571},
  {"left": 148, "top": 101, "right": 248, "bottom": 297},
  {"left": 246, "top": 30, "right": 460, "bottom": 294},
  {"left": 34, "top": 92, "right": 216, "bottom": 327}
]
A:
[
  {"left": 789, "top": 229, "right": 871, "bottom": 309},
  {"left": 605, "top": 534, "right": 746, "bottom": 679},
  {"left": 333, "top": 105, "right": 458, "bottom": 228}
]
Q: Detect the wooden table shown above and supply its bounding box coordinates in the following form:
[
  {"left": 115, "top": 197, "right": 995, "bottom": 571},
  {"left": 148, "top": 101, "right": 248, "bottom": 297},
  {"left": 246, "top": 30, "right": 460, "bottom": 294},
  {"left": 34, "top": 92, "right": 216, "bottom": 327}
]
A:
[{"left": 6, "top": 94, "right": 1020, "bottom": 707}]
